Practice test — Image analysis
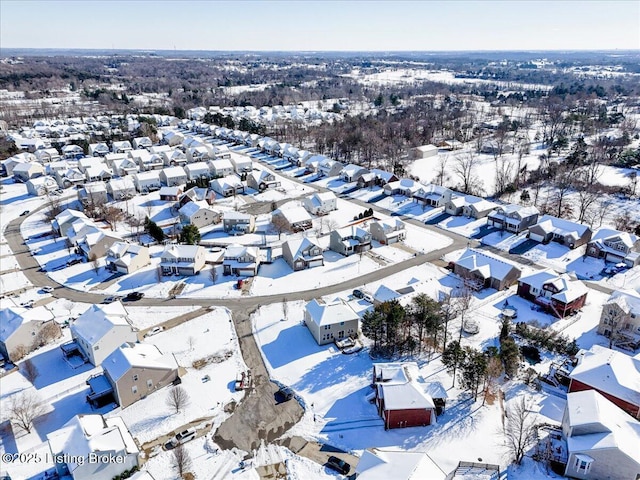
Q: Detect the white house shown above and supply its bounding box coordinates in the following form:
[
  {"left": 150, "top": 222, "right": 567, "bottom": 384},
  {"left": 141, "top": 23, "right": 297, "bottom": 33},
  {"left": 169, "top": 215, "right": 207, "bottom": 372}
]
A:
[
  {"left": 208, "top": 158, "right": 235, "bottom": 177},
  {"left": 47, "top": 414, "right": 139, "bottom": 480},
  {"left": 106, "top": 177, "right": 136, "bottom": 200},
  {"left": 184, "top": 161, "right": 211, "bottom": 181},
  {"left": 55, "top": 167, "right": 85, "bottom": 188},
  {"left": 304, "top": 298, "right": 360, "bottom": 345},
  {"left": 302, "top": 191, "right": 338, "bottom": 215},
  {"left": 13, "top": 161, "right": 45, "bottom": 182},
  {"left": 132, "top": 136, "right": 152, "bottom": 150},
  {"left": 69, "top": 303, "right": 137, "bottom": 366},
  {"left": 26, "top": 175, "right": 58, "bottom": 196},
  {"left": 222, "top": 245, "right": 261, "bottom": 276},
  {"left": 89, "top": 142, "right": 109, "bottom": 156},
  {"left": 133, "top": 170, "right": 162, "bottom": 192},
  {"left": 356, "top": 448, "right": 446, "bottom": 480},
  {"left": 160, "top": 244, "right": 206, "bottom": 276},
  {"left": 105, "top": 242, "right": 150, "bottom": 275},
  {"left": 230, "top": 153, "right": 253, "bottom": 173},
  {"left": 111, "top": 157, "right": 139, "bottom": 176},
  {"left": 209, "top": 175, "right": 244, "bottom": 197},
  {"left": 370, "top": 219, "right": 407, "bottom": 245},
  {"left": 159, "top": 166, "right": 187, "bottom": 187}
]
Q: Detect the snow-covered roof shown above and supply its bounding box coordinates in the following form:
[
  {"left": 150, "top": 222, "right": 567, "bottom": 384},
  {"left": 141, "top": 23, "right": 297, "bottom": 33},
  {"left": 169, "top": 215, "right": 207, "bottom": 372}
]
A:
[
  {"left": 532, "top": 214, "right": 591, "bottom": 239},
  {"left": 47, "top": 414, "right": 138, "bottom": 473},
  {"left": 565, "top": 390, "right": 640, "bottom": 463},
  {"left": 224, "top": 245, "right": 259, "bottom": 260},
  {"left": 490, "top": 203, "right": 539, "bottom": 218},
  {"left": 178, "top": 201, "right": 201, "bottom": 217},
  {"left": 103, "top": 343, "right": 177, "bottom": 382},
  {"left": 373, "top": 285, "right": 401, "bottom": 303},
  {"left": 135, "top": 170, "right": 160, "bottom": 181},
  {"left": 356, "top": 448, "right": 446, "bottom": 480},
  {"left": 283, "top": 237, "right": 322, "bottom": 261},
  {"left": 223, "top": 211, "right": 252, "bottom": 221},
  {"left": 161, "top": 165, "right": 186, "bottom": 178},
  {"left": 71, "top": 303, "right": 131, "bottom": 346},
  {"left": 373, "top": 363, "right": 435, "bottom": 411},
  {"left": 161, "top": 244, "right": 203, "bottom": 260},
  {"left": 305, "top": 298, "right": 359, "bottom": 327},
  {"left": 158, "top": 186, "right": 182, "bottom": 196},
  {"left": 591, "top": 228, "right": 638, "bottom": 247},
  {"left": 606, "top": 290, "right": 640, "bottom": 315},
  {"left": 275, "top": 205, "right": 312, "bottom": 225},
  {"left": 108, "top": 177, "right": 135, "bottom": 191},
  {"left": 0, "top": 306, "right": 54, "bottom": 342},
  {"left": 454, "top": 248, "right": 520, "bottom": 281},
  {"left": 518, "top": 270, "right": 588, "bottom": 303},
  {"left": 570, "top": 345, "right": 640, "bottom": 408}
]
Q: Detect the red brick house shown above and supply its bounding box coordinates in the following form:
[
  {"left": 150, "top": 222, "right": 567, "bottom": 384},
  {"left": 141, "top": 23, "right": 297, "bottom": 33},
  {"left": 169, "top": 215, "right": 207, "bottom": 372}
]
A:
[
  {"left": 568, "top": 345, "right": 640, "bottom": 419},
  {"left": 372, "top": 363, "right": 436, "bottom": 430},
  {"left": 517, "top": 270, "right": 588, "bottom": 318}
]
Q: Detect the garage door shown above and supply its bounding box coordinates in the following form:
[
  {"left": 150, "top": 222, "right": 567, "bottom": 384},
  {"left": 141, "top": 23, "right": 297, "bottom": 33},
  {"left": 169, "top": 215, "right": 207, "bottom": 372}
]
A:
[
  {"left": 529, "top": 233, "right": 545, "bottom": 242},
  {"left": 309, "top": 259, "right": 324, "bottom": 268}
]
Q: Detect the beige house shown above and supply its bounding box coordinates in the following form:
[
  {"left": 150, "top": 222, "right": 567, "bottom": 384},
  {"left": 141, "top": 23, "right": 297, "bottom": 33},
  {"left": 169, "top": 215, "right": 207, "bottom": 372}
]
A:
[
  {"left": 69, "top": 303, "right": 138, "bottom": 366},
  {"left": 105, "top": 242, "right": 151, "bottom": 275},
  {"left": 0, "top": 307, "right": 60, "bottom": 361},
  {"left": 282, "top": 237, "right": 324, "bottom": 271},
  {"left": 160, "top": 244, "right": 206, "bottom": 276},
  {"left": 102, "top": 343, "right": 179, "bottom": 408},
  {"left": 223, "top": 211, "right": 256, "bottom": 234},
  {"left": 302, "top": 191, "right": 338, "bottom": 216},
  {"left": 179, "top": 202, "right": 221, "bottom": 228},
  {"left": 47, "top": 414, "right": 139, "bottom": 480},
  {"left": 304, "top": 298, "right": 360, "bottom": 345},
  {"left": 597, "top": 290, "right": 640, "bottom": 350},
  {"left": 370, "top": 219, "right": 406, "bottom": 245}
]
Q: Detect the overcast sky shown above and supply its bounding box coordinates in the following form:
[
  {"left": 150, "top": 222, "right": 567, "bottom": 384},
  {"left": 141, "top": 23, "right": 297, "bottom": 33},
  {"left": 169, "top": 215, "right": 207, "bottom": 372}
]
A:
[{"left": 1, "top": 0, "right": 638, "bottom": 52}]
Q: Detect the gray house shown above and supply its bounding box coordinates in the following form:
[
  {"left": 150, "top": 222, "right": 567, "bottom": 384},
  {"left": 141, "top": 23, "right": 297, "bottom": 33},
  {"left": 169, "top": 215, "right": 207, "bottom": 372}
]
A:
[
  {"left": 451, "top": 248, "right": 521, "bottom": 290},
  {"left": 282, "top": 237, "right": 324, "bottom": 270},
  {"left": 304, "top": 298, "right": 360, "bottom": 345},
  {"left": 528, "top": 215, "right": 592, "bottom": 249},
  {"left": 487, "top": 204, "right": 539, "bottom": 234},
  {"left": 329, "top": 226, "right": 372, "bottom": 256}
]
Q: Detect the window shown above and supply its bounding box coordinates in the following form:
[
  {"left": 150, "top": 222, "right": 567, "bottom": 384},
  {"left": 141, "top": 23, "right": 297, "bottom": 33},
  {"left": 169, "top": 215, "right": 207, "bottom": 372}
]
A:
[
  {"left": 574, "top": 456, "right": 593, "bottom": 473},
  {"left": 133, "top": 374, "right": 138, "bottom": 382},
  {"left": 132, "top": 385, "right": 138, "bottom": 394}
]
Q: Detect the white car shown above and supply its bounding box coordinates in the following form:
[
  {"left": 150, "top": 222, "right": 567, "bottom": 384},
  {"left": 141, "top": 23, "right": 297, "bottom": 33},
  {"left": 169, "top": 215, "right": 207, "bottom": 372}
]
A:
[
  {"left": 41, "top": 286, "right": 54, "bottom": 293},
  {"left": 145, "top": 326, "right": 164, "bottom": 337},
  {"left": 168, "top": 428, "right": 196, "bottom": 447}
]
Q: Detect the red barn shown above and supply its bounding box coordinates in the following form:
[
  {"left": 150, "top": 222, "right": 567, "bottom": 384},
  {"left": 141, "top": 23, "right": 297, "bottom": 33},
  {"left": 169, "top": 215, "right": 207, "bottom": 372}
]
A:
[
  {"left": 517, "top": 270, "right": 588, "bottom": 318},
  {"left": 568, "top": 345, "right": 640, "bottom": 419},
  {"left": 372, "top": 363, "right": 436, "bottom": 430}
]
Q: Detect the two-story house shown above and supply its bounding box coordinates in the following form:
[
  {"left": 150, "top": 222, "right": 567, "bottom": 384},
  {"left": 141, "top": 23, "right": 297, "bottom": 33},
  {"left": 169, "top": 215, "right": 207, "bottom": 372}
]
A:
[
  {"left": 302, "top": 191, "right": 338, "bottom": 216},
  {"left": 223, "top": 245, "right": 261, "bottom": 276},
  {"left": 247, "top": 169, "right": 280, "bottom": 191},
  {"left": 282, "top": 237, "right": 324, "bottom": 271},
  {"left": 329, "top": 226, "right": 372, "bottom": 256},
  {"left": 223, "top": 211, "right": 255, "bottom": 234},
  {"left": 517, "top": 270, "right": 588, "bottom": 318},
  {"left": 106, "top": 177, "right": 136, "bottom": 200},
  {"left": 528, "top": 215, "right": 593, "bottom": 249},
  {"left": 451, "top": 248, "right": 521, "bottom": 291},
  {"left": 0, "top": 307, "right": 60, "bottom": 362},
  {"left": 179, "top": 201, "right": 221, "bottom": 228},
  {"left": 272, "top": 205, "right": 313, "bottom": 232},
  {"left": 160, "top": 244, "right": 206, "bottom": 276},
  {"left": 487, "top": 204, "right": 539, "bottom": 234},
  {"left": 209, "top": 175, "right": 245, "bottom": 197},
  {"left": 370, "top": 219, "right": 406, "bottom": 245},
  {"left": 587, "top": 229, "right": 640, "bottom": 267},
  {"left": 304, "top": 298, "right": 360, "bottom": 345},
  {"left": 159, "top": 166, "right": 188, "bottom": 187},
  {"left": 105, "top": 242, "right": 151, "bottom": 275},
  {"left": 597, "top": 290, "right": 640, "bottom": 350}
]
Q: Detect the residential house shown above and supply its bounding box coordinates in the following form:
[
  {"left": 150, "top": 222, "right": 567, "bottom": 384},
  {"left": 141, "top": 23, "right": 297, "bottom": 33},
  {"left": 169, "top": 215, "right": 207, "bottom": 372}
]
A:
[
  {"left": 34, "top": 147, "right": 61, "bottom": 163},
  {"left": 26, "top": 175, "right": 58, "bottom": 196},
  {"left": 47, "top": 414, "right": 139, "bottom": 480},
  {"left": 53, "top": 209, "right": 89, "bottom": 236},
  {"left": 304, "top": 298, "right": 360, "bottom": 345},
  {"left": 247, "top": 169, "right": 280, "bottom": 191},
  {"left": 370, "top": 219, "right": 406, "bottom": 245},
  {"left": 208, "top": 158, "right": 235, "bottom": 177},
  {"left": 55, "top": 167, "right": 85, "bottom": 188},
  {"left": 106, "top": 177, "right": 136, "bottom": 200},
  {"left": 187, "top": 145, "right": 212, "bottom": 163},
  {"left": 451, "top": 248, "right": 521, "bottom": 290},
  {"left": 586, "top": 229, "right": 640, "bottom": 267},
  {"left": 158, "top": 186, "right": 183, "bottom": 202},
  {"left": 436, "top": 139, "right": 463, "bottom": 151},
  {"left": 133, "top": 170, "right": 162, "bottom": 192},
  {"left": 78, "top": 156, "right": 105, "bottom": 174},
  {"left": 356, "top": 448, "right": 446, "bottom": 480},
  {"left": 561, "top": 390, "right": 640, "bottom": 480},
  {"left": 282, "top": 237, "right": 324, "bottom": 271},
  {"left": 46, "top": 159, "right": 69, "bottom": 176},
  {"left": 137, "top": 153, "right": 164, "bottom": 171},
  {"left": 105, "top": 242, "right": 151, "bottom": 275},
  {"left": 528, "top": 215, "right": 593, "bottom": 249},
  {"left": 78, "top": 181, "right": 108, "bottom": 206},
  {"left": 159, "top": 166, "right": 187, "bottom": 187},
  {"left": 358, "top": 169, "right": 398, "bottom": 189},
  {"left": 209, "top": 175, "right": 244, "bottom": 197},
  {"left": 340, "top": 163, "right": 369, "bottom": 183},
  {"left": 222, "top": 245, "right": 261, "bottom": 276},
  {"left": 89, "top": 142, "right": 109, "bottom": 157},
  {"left": 568, "top": 345, "right": 640, "bottom": 419},
  {"left": 76, "top": 229, "right": 122, "bottom": 260},
  {"left": 184, "top": 161, "right": 211, "bottom": 181},
  {"left": 13, "top": 161, "right": 45, "bottom": 182},
  {"left": 329, "top": 226, "right": 372, "bottom": 256},
  {"left": 229, "top": 153, "right": 253, "bottom": 174},
  {"left": 69, "top": 303, "right": 137, "bottom": 366},
  {"left": 111, "top": 140, "right": 132, "bottom": 154},
  {"left": 487, "top": 204, "right": 540, "bottom": 234},
  {"left": 159, "top": 244, "right": 206, "bottom": 276},
  {"left": 84, "top": 164, "right": 113, "bottom": 183},
  {"left": 132, "top": 137, "right": 152, "bottom": 150},
  {"left": 372, "top": 362, "right": 437, "bottom": 429},
  {"left": 412, "top": 184, "right": 454, "bottom": 207},
  {"left": 409, "top": 144, "right": 439, "bottom": 159},
  {"left": 0, "top": 307, "right": 60, "bottom": 362},
  {"left": 384, "top": 178, "right": 421, "bottom": 197},
  {"left": 445, "top": 195, "right": 498, "bottom": 218},
  {"left": 62, "top": 144, "right": 84, "bottom": 159},
  {"left": 317, "top": 158, "right": 344, "bottom": 177},
  {"left": 597, "top": 290, "right": 640, "bottom": 350},
  {"left": 302, "top": 191, "right": 337, "bottom": 216},
  {"left": 100, "top": 343, "right": 179, "bottom": 408},
  {"left": 161, "top": 148, "right": 187, "bottom": 167},
  {"left": 272, "top": 205, "right": 314, "bottom": 233},
  {"left": 223, "top": 211, "right": 256, "bottom": 234},
  {"left": 179, "top": 202, "right": 220, "bottom": 228},
  {"left": 110, "top": 157, "right": 139, "bottom": 177},
  {"left": 517, "top": 270, "right": 588, "bottom": 318},
  {"left": 211, "top": 144, "right": 231, "bottom": 159}
]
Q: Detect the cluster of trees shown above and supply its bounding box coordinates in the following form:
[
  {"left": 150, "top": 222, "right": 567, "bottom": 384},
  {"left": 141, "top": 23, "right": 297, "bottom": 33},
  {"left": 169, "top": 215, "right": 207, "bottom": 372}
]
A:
[{"left": 514, "top": 322, "right": 579, "bottom": 356}]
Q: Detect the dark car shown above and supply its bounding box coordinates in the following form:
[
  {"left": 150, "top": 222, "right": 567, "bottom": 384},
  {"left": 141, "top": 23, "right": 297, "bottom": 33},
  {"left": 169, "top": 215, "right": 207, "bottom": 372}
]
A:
[
  {"left": 352, "top": 289, "right": 365, "bottom": 299},
  {"left": 20, "top": 210, "right": 30, "bottom": 216},
  {"left": 125, "top": 291, "right": 144, "bottom": 301},
  {"left": 326, "top": 456, "right": 350, "bottom": 475},
  {"left": 276, "top": 386, "right": 294, "bottom": 403}
]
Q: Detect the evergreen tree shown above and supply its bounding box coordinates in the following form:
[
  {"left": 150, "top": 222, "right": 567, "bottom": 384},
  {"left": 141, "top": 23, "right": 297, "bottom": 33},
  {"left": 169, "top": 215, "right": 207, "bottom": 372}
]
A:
[
  {"left": 361, "top": 310, "right": 384, "bottom": 350},
  {"left": 145, "top": 217, "right": 165, "bottom": 243},
  {"left": 459, "top": 347, "right": 488, "bottom": 400},
  {"left": 179, "top": 224, "right": 201, "bottom": 245},
  {"left": 442, "top": 341, "right": 466, "bottom": 387}
]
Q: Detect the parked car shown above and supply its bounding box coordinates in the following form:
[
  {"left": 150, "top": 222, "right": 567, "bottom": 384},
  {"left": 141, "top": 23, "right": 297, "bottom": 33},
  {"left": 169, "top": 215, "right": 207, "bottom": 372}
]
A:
[
  {"left": 168, "top": 428, "right": 197, "bottom": 447},
  {"left": 102, "top": 296, "right": 118, "bottom": 304},
  {"left": 276, "top": 386, "right": 294, "bottom": 403},
  {"left": 352, "top": 289, "right": 365, "bottom": 299},
  {"left": 20, "top": 299, "right": 35, "bottom": 308},
  {"left": 145, "top": 326, "right": 164, "bottom": 337},
  {"left": 41, "top": 286, "right": 54, "bottom": 293},
  {"left": 20, "top": 210, "right": 30, "bottom": 216},
  {"left": 67, "top": 258, "right": 82, "bottom": 266},
  {"left": 363, "top": 293, "right": 374, "bottom": 303},
  {"left": 125, "top": 291, "right": 144, "bottom": 301},
  {"left": 326, "top": 456, "right": 350, "bottom": 475}
]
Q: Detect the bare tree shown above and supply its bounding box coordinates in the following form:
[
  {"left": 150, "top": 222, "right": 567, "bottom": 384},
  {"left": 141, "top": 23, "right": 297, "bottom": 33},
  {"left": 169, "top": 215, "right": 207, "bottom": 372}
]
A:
[
  {"left": 271, "top": 213, "right": 290, "bottom": 240},
  {"left": 483, "top": 356, "right": 503, "bottom": 405},
  {"left": 33, "top": 322, "right": 61, "bottom": 349},
  {"left": 10, "top": 345, "right": 28, "bottom": 362},
  {"left": 9, "top": 391, "right": 46, "bottom": 433},
  {"left": 166, "top": 386, "right": 190, "bottom": 414},
  {"left": 504, "top": 396, "right": 537, "bottom": 465},
  {"left": 452, "top": 152, "right": 481, "bottom": 195},
  {"left": 21, "top": 359, "right": 39, "bottom": 383},
  {"left": 43, "top": 192, "right": 64, "bottom": 222},
  {"left": 172, "top": 444, "right": 192, "bottom": 478},
  {"left": 187, "top": 336, "right": 196, "bottom": 351},
  {"left": 282, "top": 298, "right": 288, "bottom": 320},
  {"left": 103, "top": 206, "right": 125, "bottom": 231},
  {"left": 434, "top": 154, "right": 449, "bottom": 187},
  {"left": 89, "top": 253, "right": 100, "bottom": 274}
]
